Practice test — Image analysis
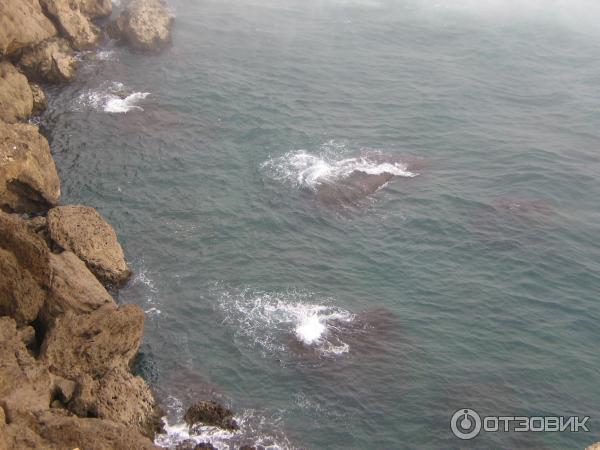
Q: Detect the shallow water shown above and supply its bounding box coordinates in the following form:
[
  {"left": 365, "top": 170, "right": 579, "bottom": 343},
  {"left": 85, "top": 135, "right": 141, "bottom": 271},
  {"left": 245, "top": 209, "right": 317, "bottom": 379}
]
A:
[{"left": 43, "top": 0, "right": 600, "bottom": 448}]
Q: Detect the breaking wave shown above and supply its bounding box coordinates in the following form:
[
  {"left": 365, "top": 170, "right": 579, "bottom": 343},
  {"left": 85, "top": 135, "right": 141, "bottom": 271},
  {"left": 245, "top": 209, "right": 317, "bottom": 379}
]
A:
[
  {"left": 261, "top": 141, "right": 417, "bottom": 191},
  {"left": 74, "top": 81, "right": 150, "bottom": 113},
  {"left": 154, "top": 396, "right": 291, "bottom": 449},
  {"left": 217, "top": 287, "right": 356, "bottom": 358}
]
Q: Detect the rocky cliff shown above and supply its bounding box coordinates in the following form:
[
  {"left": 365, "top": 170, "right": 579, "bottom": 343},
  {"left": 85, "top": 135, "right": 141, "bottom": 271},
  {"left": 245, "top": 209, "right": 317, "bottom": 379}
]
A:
[{"left": 0, "top": 0, "right": 173, "bottom": 448}]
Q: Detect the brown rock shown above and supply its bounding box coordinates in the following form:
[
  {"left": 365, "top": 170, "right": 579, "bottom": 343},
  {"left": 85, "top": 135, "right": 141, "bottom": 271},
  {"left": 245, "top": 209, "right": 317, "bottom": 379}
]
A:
[
  {"left": 26, "top": 215, "right": 48, "bottom": 233},
  {"left": 69, "top": 367, "right": 163, "bottom": 438},
  {"left": 19, "top": 37, "right": 77, "bottom": 83},
  {"left": 40, "top": 251, "right": 117, "bottom": 327},
  {"left": 0, "top": 61, "right": 33, "bottom": 123},
  {"left": 32, "top": 409, "right": 159, "bottom": 450},
  {"left": 18, "top": 324, "right": 37, "bottom": 348},
  {"left": 0, "top": 317, "right": 54, "bottom": 423},
  {"left": 108, "top": 0, "right": 173, "bottom": 51},
  {"left": 0, "top": 0, "right": 57, "bottom": 57},
  {"left": 0, "top": 247, "right": 46, "bottom": 324},
  {"left": 0, "top": 211, "right": 51, "bottom": 285},
  {"left": 79, "top": 0, "right": 113, "bottom": 19},
  {"left": 30, "top": 83, "right": 48, "bottom": 115},
  {"left": 47, "top": 205, "right": 132, "bottom": 285},
  {"left": 51, "top": 375, "right": 77, "bottom": 403},
  {"left": 0, "top": 211, "right": 51, "bottom": 324},
  {"left": 41, "top": 304, "right": 144, "bottom": 380},
  {"left": 184, "top": 400, "right": 239, "bottom": 431},
  {"left": 40, "top": 0, "right": 102, "bottom": 50},
  {"left": 0, "top": 421, "right": 55, "bottom": 450},
  {"left": 0, "top": 121, "right": 61, "bottom": 213}
]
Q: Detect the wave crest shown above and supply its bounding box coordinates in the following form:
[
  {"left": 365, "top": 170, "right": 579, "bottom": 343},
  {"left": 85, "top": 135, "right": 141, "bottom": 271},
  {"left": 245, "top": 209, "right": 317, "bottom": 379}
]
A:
[
  {"left": 261, "top": 141, "right": 417, "bottom": 191},
  {"left": 74, "top": 82, "right": 150, "bottom": 113},
  {"left": 217, "top": 287, "right": 355, "bottom": 358}
]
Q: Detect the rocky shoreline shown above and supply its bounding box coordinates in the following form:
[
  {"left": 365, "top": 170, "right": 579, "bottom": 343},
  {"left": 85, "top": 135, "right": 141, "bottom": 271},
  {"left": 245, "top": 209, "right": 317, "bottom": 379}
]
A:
[{"left": 0, "top": 0, "right": 174, "bottom": 448}]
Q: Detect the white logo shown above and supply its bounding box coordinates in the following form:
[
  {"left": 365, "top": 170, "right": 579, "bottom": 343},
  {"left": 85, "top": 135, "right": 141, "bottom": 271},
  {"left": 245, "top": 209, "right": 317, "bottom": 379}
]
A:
[
  {"left": 450, "top": 409, "right": 590, "bottom": 439},
  {"left": 451, "top": 408, "right": 482, "bottom": 440}
]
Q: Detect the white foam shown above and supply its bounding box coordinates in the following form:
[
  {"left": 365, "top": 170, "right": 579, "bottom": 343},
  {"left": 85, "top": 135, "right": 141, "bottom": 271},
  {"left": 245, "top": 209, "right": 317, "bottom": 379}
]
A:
[
  {"left": 217, "top": 288, "right": 354, "bottom": 357},
  {"left": 295, "top": 314, "right": 325, "bottom": 345},
  {"left": 104, "top": 92, "right": 150, "bottom": 113},
  {"left": 154, "top": 405, "right": 291, "bottom": 449},
  {"left": 261, "top": 141, "right": 417, "bottom": 191},
  {"left": 155, "top": 419, "right": 239, "bottom": 449},
  {"left": 74, "top": 82, "right": 150, "bottom": 113},
  {"left": 95, "top": 50, "right": 117, "bottom": 61},
  {"left": 130, "top": 265, "right": 163, "bottom": 318}
]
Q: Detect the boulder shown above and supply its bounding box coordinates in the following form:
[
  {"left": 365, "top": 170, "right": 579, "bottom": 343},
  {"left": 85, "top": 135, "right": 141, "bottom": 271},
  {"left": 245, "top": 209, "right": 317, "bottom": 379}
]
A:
[
  {"left": 0, "top": 421, "right": 54, "bottom": 450},
  {"left": 30, "top": 409, "right": 159, "bottom": 450},
  {"left": 0, "top": 0, "right": 57, "bottom": 57},
  {"left": 79, "top": 0, "right": 113, "bottom": 19},
  {"left": 40, "top": 0, "right": 102, "bottom": 50},
  {"left": 184, "top": 400, "right": 239, "bottom": 431},
  {"left": 0, "top": 211, "right": 51, "bottom": 324},
  {"left": 586, "top": 444, "right": 600, "bottom": 450},
  {"left": 0, "top": 317, "right": 54, "bottom": 423},
  {"left": 39, "top": 251, "right": 117, "bottom": 327},
  {"left": 69, "top": 367, "right": 163, "bottom": 438},
  {"left": 0, "top": 247, "right": 46, "bottom": 324},
  {"left": 0, "top": 212, "right": 51, "bottom": 286},
  {"left": 19, "top": 37, "right": 77, "bottom": 83},
  {"left": 41, "top": 304, "right": 144, "bottom": 380},
  {"left": 108, "top": 0, "right": 173, "bottom": 51},
  {"left": 47, "top": 205, "right": 132, "bottom": 285},
  {"left": 0, "top": 61, "right": 33, "bottom": 123},
  {"left": 30, "top": 83, "right": 48, "bottom": 115},
  {"left": 0, "top": 121, "right": 61, "bottom": 213}
]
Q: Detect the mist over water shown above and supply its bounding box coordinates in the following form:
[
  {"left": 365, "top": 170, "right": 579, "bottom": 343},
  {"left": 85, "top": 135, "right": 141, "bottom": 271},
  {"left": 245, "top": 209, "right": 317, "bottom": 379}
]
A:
[{"left": 43, "top": 0, "right": 600, "bottom": 447}]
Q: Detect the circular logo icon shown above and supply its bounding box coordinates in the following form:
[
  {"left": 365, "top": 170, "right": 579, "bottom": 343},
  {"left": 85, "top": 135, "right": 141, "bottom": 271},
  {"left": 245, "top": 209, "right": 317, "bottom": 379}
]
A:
[{"left": 451, "top": 408, "right": 482, "bottom": 440}]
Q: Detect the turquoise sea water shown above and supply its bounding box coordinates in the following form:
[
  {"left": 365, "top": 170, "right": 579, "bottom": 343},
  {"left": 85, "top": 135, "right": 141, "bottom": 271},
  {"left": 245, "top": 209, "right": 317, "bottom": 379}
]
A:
[{"left": 43, "top": 0, "right": 600, "bottom": 448}]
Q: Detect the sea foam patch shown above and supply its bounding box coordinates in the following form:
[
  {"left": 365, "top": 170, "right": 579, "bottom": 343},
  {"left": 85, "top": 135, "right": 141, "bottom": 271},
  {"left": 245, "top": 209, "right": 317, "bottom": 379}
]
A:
[
  {"left": 74, "top": 81, "right": 150, "bottom": 113},
  {"left": 154, "top": 399, "right": 291, "bottom": 450},
  {"left": 217, "top": 287, "right": 355, "bottom": 358},
  {"left": 261, "top": 140, "right": 417, "bottom": 191}
]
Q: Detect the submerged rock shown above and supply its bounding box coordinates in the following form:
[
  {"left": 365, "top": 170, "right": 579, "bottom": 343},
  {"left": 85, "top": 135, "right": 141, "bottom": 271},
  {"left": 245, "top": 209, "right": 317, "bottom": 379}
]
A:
[
  {"left": 0, "top": 121, "right": 61, "bottom": 213},
  {"left": 316, "top": 171, "right": 395, "bottom": 207},
  {"left": 19, "top": 37, "right": 77, "bottom": 83},
  {"left": 0, "top": 0, "right": 57, "bottom": 57},
  {"left": 0, "top": 61, "right": 34, "bottom": 123},
  {"left": 184, "top": 400, "right": 239, "bottom": 431},
  {"left": 40, "top": 0, "right": 102, "bottom": 50},
  {"left": 108, "top": 0, "right": 173, "bottom": 51},
  {"left": 47, "top": 204, "right": 132, "bottom": 285}
]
